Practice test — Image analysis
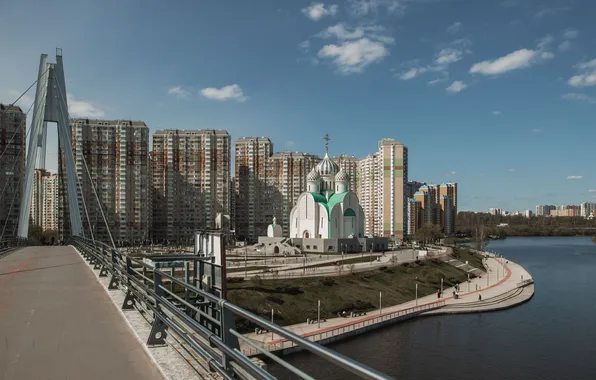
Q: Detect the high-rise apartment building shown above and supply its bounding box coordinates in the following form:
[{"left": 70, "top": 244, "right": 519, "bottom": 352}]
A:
[
  {"left": 358, "top": 153, "right": 381, "bottom": 237},
  {"left": 69, "top": 119, "right": 150, "bottom": 244},
  {"left": 580, "top": 202, "right": 596, "bottom": 218},
  {"left": 406, "top": 198, "right": 422, "bottom": 236},
  {"left": 31, "top": 169, "right": 50, "bottom": 228},
  {"left": 234, "top": 137, "right": 273, "bottom": 241},
  {"left": 357, "top": 139, "right": 408, "bottom": 239},
  {"left": 151, "top": 129, "right": 231, "bottom": 242},
  {"left": 438, "top": 183, "right": 457, "bottom": 234},
  {"left": 261, "top": 152, "right": 319, "bottom": 236},
  {"left": 0, "top": 105, "right": 26, "bottom": 238},
  {"left": 536, "top": 205, "right": 556, "bottom": 216},
  {"left": 42, "top": 173, "right": 59, "bottom": 231}
]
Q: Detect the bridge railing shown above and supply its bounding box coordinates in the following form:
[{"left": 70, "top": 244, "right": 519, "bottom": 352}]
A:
[
  {"left": 68, "top": 236, "right": 392, "bottom": 380},
  {"left": 0, "top": 237, "right": 37, "bottom": 254}
]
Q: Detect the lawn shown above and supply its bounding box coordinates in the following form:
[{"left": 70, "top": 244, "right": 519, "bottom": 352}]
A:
[
  {"left": 227, "top": 259, "right": 469, "bottom": 331},
  {"left": 452, "top": 246, "right": 485, "bottom": 271}
]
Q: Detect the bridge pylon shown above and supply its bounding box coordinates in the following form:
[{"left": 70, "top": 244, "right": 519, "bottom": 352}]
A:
[{"left": 17, "top": 49, "right": 83, "bottom": 238}]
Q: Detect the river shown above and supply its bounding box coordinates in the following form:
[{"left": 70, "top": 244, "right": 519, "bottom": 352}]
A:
[{"left": 269, "top": 237, "right": 596, "bottom": 380}]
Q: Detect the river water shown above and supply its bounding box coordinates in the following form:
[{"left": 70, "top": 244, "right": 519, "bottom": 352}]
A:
[{"left": 269, "top": 237, "right": 596, "bottom": 380}]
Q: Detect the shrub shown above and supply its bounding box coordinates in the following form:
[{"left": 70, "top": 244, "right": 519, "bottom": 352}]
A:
[
  {"left": 379, "top": 266, "right": 388, "bottom": 271},
  {"left": 250, "top": 275, "right": 263, "bottom": 285},
  {"left": 320, "top": 278, "right": 335, "bottom": 286}
]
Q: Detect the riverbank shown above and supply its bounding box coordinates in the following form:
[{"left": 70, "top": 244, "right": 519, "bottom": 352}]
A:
[{"left": 240, "top": 253, "right": 534, "bottom": 357}]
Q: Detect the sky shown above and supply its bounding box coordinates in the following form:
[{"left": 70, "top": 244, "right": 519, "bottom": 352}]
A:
[{"left": 1, "top": 0, "right": 595, "bottom": 212}]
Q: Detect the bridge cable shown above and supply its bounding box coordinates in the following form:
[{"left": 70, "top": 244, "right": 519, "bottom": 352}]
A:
[
  {"left": 52, "top": 82, "right": 113, "bottom": 248},
  {"left": 0, "top": 67, "right": 50, "bottom": 120}
]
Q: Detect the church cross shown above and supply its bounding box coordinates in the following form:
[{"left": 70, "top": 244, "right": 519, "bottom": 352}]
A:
[{"left": 324, "top": 133, "right": 331, "bottom": 154}]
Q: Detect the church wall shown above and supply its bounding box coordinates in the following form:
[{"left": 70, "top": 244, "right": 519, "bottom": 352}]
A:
[
  {"left": 330, "top": 205, "right": 341, "bottom": 238},
  {"left": 317, "top": 203, "right": 328, "bottom": 238}
]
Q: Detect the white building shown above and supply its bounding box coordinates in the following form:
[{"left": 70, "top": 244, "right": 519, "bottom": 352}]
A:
[{"left": 290, "top": 152, "right": 364, "bottom": 239}]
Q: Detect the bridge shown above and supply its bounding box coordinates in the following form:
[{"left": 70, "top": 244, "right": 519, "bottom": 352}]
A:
[{"left": 0, "top": 51, "right": 392, "bottom": 379}]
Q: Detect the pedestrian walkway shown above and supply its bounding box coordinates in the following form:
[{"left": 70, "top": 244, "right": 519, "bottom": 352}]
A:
[
  {"left": 241, "top": 254, "right": 534, "bottom": 355},
  {"left": 0, "top": 246, "right": 164, "bottom": 380}
]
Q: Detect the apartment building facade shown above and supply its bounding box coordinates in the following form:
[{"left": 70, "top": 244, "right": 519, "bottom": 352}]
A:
[
  {"left": 69, "top": 119, "right": 150, "bottom": 244},
  {"left": 151, "top": 129, "right": 231, "bottom": 242},
  {"left": 234, "top": 137, "right": 273, "bottom": 241}
]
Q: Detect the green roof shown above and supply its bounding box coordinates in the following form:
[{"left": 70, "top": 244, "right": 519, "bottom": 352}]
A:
[
  {"left": 327, "top": 192, "right": 348, "bottom": 213},
  {"left": 309, "top": 192, "right": 329, "bottom": 216}
]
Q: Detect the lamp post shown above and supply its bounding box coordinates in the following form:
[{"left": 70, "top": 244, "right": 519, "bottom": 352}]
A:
[
  {"left": 440, "top": 278, "right": 444, "bottom": 298},
  {"left": 271, "top": 309, "right": 274, "bottom": 341},
  {"left": 379, "top": 292, "right": 382, "bottom": 315},
  {"left": 415, "top": 283, "right": 418, "bottom": 306},
  {"left": 318, "top": 300, "right": 321, "bottom": 328},
  {"left": 468, "top": 273, "right": 470, "bottom": 292}
]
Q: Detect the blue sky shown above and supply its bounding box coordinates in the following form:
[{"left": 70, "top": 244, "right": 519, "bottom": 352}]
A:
[{"left": 1, "top": 0, "right": 595, "bottom": 212}]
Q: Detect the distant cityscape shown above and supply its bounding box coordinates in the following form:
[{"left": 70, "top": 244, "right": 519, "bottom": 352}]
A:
[
  {"left": 488, "top": 203, "right": 596, "bottom": 219},
  {"left": 1, "top": 106, "right": 458, "bottom": 244}
]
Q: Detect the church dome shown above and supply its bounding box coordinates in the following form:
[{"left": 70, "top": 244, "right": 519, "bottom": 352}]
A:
[
  {"left": 306, "top": 168, "right": 320, "bottom": 181},
  {"left": 335, "top": 168, "right": 350, "bottom": 182},
  {"left": 315, "top": 153, "right": 339, "bottom": 176}
]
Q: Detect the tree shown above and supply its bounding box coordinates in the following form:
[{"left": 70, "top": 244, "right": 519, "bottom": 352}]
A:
[
  {"left": 473, "top": 223, "right": 487, "bottom": 253},
  {"left": 414, "top": 223, "right": 443, "bottom": 247}
]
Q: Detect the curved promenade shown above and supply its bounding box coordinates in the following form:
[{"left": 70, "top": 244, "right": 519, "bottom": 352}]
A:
[{"left": 241, "top": 253, "right": 534, "bottom": 356}]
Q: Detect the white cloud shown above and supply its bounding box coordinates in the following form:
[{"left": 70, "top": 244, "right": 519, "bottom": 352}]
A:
[
  {"left": 286, "top": 140, "right": 296, "bottom": 147},
  {"left": 348, "top": 0, "right": 404, "bottom": 17},
  {"left": 562, "top": 93, "right": 596, "bottom": 104},
  {"left": 470, "top": 49, "right": 544, "bottom": 75},
  {"left": 566, "top": 175, "right": 583, "bottom": 180},
  {"left": 200, "top": 84, "right": 248, "bottom": 102},
  {"left": 427, "top": 77, "right": 448, "bottom": 86},
  {"left": 508, "top": 168, "right": 516, "bottom": 172},
  {"left": 532, "top": 128, "right": 543, "bottom": 133},
  {"left": 400, "top": 67, "right": 427, "bottom": 80},
  {"left": 446, "top": 80, "right": 467, "bottom": 93},
  {"left": 568, "top": 72, "right": 596, "bottom": 87},
  {"left": 563, "top": 29, "right": 579, "bottom": 39},
  {"left": 446, "top": 171, "right": 457, "bottom": 176},
  {"left": 492, "top": 110, "right": 502, "bottom": 115},
  {"left": 435, "top": 48, "right": 462, "bottom": 65},
  {"left": 537, "top": 35, "right": 554, "bottom": 50},
  {"left": 576, "top": 59, "right": 596, "bottom": 70},
  {"left": 318, "top": 38, "right": 388, "bottom": 74},
  {"left": 167, "top": 85, "right": 191, "bottom": 99},
  {"left": 588, "top": 189, "right": 596, "bottom": 193},
  {"left": 558, "top": 40, "right": 571, "bottom": 52},
  {"left": 67, "top": 94, "right": 105, "bottom": 118},
  {"left": 446, "top": 22, "right": 462, "bottom": 35},
  {"left": 302, "top": 3, "right": 338, "bottom": 21},
  {"left": 299, "top": 40, "right": 311, "bottom": 52},
  {"left": 7, "top": 90, "right": 34, "bottom": 111},
  {"left": 317, "top": 23, "right": 394, "bottom": 44}
]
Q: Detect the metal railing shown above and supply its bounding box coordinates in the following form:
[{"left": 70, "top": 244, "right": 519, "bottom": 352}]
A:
[
  {"left": 242, "top": 300, "right": 445, "bottom": 357},
  {"left": 68, "top": 236, "right": 393, "bottom": 380},
  {"left": 0, "top": 237, "right": 37, "bottom": 255}
]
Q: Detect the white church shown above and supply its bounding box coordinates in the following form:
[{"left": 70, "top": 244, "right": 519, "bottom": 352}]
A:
[
  {"left": 289, "top": 153, "right": 364, "bottom": 240},
  {"left": 258, "top": 135, "right": 388, "bottom": 254}
]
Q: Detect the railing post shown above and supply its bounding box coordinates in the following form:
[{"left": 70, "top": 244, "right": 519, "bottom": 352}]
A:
[
  {"left": 121, "top": 256, "right": 136, "bottom": 310},
  {"left": 147, "top": 271, "right": 168, "bottom": 345},
  {"left": 99, "top": 245, "right": 108, "bottom": 277},
  {"left": 108, "top": 249, "right": 120, "bottom": 290}
]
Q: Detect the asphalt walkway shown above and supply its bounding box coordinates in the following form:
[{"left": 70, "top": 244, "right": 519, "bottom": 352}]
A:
[{"left": 0, "top": 246, "right": 164, "bottom": 380}]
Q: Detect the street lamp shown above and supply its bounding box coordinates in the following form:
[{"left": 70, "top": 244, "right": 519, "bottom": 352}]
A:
[
  {"left": 317, "top": 300, "right": 321, "bottom": 328},
  {"left": 440, "top": 278, "right": 443, "bottom": 298},
  {"left": 415, "top": 283, "right": 418, "bottom": 306}
]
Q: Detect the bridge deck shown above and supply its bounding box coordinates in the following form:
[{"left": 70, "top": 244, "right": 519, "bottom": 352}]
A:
[{"left": 0, "top": 246, "right": 164, "bottom": 380}]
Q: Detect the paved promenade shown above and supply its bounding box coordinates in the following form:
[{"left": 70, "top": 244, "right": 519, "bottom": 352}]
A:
[
  {"left": 241, "top": 254, "right": 534, "bottom": 355},
  {"left": 0, "top": 246, "right": 164, "bottom": 380}
]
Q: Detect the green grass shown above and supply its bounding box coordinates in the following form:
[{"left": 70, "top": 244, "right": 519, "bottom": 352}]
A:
[
  {"left": 227, "top": 259, "right": 469, "bottom": 331},
  {"left": 452, "top": 246, "right": 485, "bottom": 271},
  {"left": 293, "top": 255, "right": 377, "bottom": 270}
]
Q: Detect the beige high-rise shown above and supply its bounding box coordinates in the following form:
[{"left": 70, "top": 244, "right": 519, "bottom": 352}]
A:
[
  {"left": 152, "top": 129, "right": 230, "bottom": 243},
  {"left": 30, "top": 169, "right": 58, "bottom": 231},
  {"left": 357, "top": 139, "right": 408, "bottom": 239},
  {"left": 70, "top": 119, "right": 150, "bottom": 244}
]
